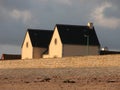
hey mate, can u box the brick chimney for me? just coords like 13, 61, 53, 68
88, 22, 93, 29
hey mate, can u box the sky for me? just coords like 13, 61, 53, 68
0, 0, 120, 55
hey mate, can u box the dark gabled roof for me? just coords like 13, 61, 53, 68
56, 24, 100, 46
28, 29, 53, 48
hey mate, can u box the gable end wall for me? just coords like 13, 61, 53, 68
22, 32, 33, 59
48, 27, 62, 58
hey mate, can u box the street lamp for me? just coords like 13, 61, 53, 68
84, 35, 89, 55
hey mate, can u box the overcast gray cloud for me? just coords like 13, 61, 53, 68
91, 1, 120, 29
0, 0, 120, 55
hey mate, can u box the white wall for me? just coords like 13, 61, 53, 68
21, 32, 33, 59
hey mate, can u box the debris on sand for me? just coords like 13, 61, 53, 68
63, 79, 76, 83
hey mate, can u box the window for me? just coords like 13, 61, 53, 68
54, 38, 57, 45
26, 42, 28, 48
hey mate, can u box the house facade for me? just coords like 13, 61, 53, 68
43, 23, 100, 58
21, 29, 53, 59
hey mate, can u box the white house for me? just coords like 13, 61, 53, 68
43, 23, 100, 58
21, 29, 53, 59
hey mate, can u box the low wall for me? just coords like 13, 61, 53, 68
0, 55, 120, 69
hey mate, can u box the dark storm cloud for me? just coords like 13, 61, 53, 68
29, 0, 100, 29
0, 21, 25, 45
103, 0, 120, 18
0, 0, 31, 11
0, 9, 25, 45
0, 0, 32, 46
109, 0, 120, 5
104, 8, 120, 18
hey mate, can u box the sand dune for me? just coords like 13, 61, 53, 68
0, 55, 120, 90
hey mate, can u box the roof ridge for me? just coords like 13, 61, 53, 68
27, 29, 52, 31
56, 24, 88, 27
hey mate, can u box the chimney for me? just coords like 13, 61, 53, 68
87, 22, 93, 29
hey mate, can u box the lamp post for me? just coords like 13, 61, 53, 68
84, 35, 89, 55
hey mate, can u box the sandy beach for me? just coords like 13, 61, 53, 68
0, 67, 120, 90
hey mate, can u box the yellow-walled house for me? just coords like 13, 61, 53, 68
21, 29, 53, 59
43, 23, 100, 58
